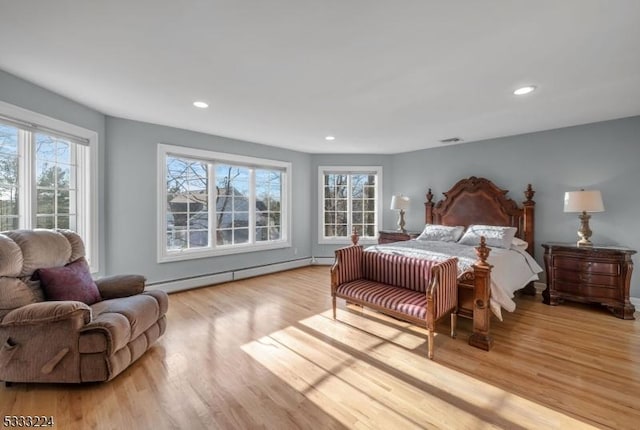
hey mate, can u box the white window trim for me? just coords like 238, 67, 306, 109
317, 165, 382, 245
0, 100, 99, 273
157, 143, 292, 263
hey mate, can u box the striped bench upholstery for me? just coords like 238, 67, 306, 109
336, 280, 429, 320
331, 245, 458, 359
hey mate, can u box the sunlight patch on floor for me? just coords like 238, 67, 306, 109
242, 310, 597, 429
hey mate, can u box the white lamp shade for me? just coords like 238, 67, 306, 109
564, 190, 604, 213
390, 194, 410, 210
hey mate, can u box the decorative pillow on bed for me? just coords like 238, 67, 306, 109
511, 237, 528, 251
457, 225, 517, 249
36, 257, 102, 305
416, 224, 465, 242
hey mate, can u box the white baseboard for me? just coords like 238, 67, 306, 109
312, 257, 334, 265
147, 272, 233, 294
630, 297, 640, 307
233, 258, 312, 280
147, 258, 312, 293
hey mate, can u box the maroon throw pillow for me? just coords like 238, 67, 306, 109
37, 257, 102, 305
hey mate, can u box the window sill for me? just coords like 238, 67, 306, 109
158, 240, 291, 263
318, 238, 377, 246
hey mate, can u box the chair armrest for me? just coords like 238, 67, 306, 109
427, 257, 459, 319
331, 245, 364, 291
95, 275, 146, 299
0, 301, 91, 327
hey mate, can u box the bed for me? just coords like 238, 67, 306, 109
352, 176, 542, 351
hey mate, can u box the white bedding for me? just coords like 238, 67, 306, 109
364, 240, 543, 320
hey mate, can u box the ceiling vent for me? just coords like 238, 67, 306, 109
439, 137, 463, 144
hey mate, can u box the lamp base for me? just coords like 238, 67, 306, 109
577, 211, 593, 247
396, 209, 406, 233
577, 239, 593, 247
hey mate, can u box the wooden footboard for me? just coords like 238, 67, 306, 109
455, 237, 493, 350
469, 238, 493, 350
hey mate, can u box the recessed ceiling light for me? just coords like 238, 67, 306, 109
513, 86, 536, 96
193, 101, 209, 108
325, 136, 336, 141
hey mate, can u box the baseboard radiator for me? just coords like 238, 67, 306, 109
147, 258, 313, 294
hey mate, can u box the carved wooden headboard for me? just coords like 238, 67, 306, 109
425, 177, 536, 256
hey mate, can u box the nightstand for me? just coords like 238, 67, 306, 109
542, 243, 636, 319
378, 230, 419, 244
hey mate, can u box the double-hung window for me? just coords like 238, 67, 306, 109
158, 144, 291, 262
0, 101, 98, 270
318, 166, 382, 244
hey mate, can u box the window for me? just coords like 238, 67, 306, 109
35, 133, 78, 230
158, 144, 290, 262
318, 166, 382, 244
0, 101, 98, 270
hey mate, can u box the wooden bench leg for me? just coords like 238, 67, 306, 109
332, 296, 336, 319
427, 331, 434, 360
451, 312, 457, 338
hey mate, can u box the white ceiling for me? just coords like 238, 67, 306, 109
1, 1, 639, 154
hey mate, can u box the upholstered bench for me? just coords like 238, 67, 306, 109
330, 245, 458, 359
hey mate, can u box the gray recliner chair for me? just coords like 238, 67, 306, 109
0, 229, 168, 384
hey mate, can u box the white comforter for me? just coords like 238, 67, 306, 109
364, 240, 543, 320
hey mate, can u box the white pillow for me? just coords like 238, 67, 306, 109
416, 224, 465, 242
511, 237, 528, 251
457, 225, 517, 249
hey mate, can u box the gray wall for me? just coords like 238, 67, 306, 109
105, 117, 311, 283
391, 116, 640, 297
0, 70, 107, 274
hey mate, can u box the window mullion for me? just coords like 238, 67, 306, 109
248, 168, 255, 244
209, 162, 215, 248
346, 174, 353, 237
53, 140, 58, 229
73, 143, 83, 235
18, 130, 34, 229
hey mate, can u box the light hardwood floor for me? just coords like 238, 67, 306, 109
1, 266, 639, 429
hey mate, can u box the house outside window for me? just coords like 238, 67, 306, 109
0, 101, 98, 271
158, 144, 291, 262
318, 166, 382, 244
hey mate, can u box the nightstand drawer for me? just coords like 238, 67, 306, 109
555, 270, 618, 288
553, 257, 620, 275
554, 280, 620, 299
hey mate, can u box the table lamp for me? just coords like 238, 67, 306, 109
563, 189, 604, 247
390, 194, 410, 233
